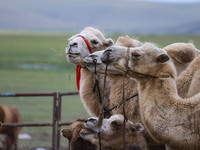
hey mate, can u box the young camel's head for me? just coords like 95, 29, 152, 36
65, 27, 113, 65
127, 43, 176, 80
99, 43, 176, 80
62, 119, 97, 150
80, 114, 144, 150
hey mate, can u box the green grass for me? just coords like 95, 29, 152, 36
0, 32, 200, 148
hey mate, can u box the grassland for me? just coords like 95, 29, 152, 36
0, 31, 200, 148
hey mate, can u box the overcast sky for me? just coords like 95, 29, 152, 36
141, 0, 200, 2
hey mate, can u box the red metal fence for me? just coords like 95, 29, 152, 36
0, 92, 78, 150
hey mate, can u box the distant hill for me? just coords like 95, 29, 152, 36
0, 0, 200, 34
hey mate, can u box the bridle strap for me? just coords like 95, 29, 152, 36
76, 35, 93, 53
128, 70, 170, 79
75, 35, 93, 91
125, 47, 130, 70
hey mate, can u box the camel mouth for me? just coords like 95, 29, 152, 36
84, 57, 102, 65
80, 128, 96, 137
66, 52, 80, 56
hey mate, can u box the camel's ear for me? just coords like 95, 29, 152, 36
156, 54, 169, 63
103, 38, 114, 47
131, 123, 144, 133
62, 128, 72, 140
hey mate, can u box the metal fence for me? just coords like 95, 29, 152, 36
0, 92, 78, 150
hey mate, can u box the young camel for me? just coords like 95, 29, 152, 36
114, 43, 200, 150
80, 114, 147, 150
62, 119, 98, 150
65, 27, 114, 116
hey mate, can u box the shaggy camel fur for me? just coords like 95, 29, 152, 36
122, 43, 200, 150
85, 36, 166, 150
80, 114, 147, 150
62, 119, 98, 150
0, 105, 22, 150
65, 27, 113, 116
84, 36, 200, 150
100, 42, 200, 99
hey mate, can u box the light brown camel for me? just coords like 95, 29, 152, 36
99, 42, 200, 98
65, 27, 113, 116
62, 119, 98, 150
0, 105, 22, 150
84, 36, 168, 150
80, 114, 147, 150
83, 36, 200, 150
114, 43, 200, 150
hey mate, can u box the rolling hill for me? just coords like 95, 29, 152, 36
0, 0, 200, 34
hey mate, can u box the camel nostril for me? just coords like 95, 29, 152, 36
70, 42, 78, 47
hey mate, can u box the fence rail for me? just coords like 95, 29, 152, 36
0, 92, 78, 150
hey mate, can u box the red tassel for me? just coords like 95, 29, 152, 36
76, 65, 81, 91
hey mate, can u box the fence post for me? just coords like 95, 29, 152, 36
56, 92, 62, 150
52, 92, 57, 150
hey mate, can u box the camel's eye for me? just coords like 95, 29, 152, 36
86, 118, 98, 124
131, 53, 141, 59
91, 40, 99, 45
111, 121, 122, 129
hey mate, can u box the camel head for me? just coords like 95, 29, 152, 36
62, 119, 98, 150
65, 27, 114, 65
98, 36, 143, 74
80, 114, 144, 149
127, 43, 176, 79
83, 50, 124, 74
100, 46, 130, 72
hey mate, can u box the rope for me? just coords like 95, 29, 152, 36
107, 93, 138, 112
122, 72, 128, 150
92, 59, 102, 105
92, 58, 104, 150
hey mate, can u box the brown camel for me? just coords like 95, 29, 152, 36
0, 105, 22, 150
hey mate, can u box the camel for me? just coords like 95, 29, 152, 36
65, 27, 114, 116
84, 36, 167, 150
80, 114, 147, 150
98, 42, 199, 77
113, 43, 200, 150
0, 105, 22, 150
62, 119, 98, 150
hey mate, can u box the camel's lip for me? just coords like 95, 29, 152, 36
66, 52, 80, 56
84, 58, 102, 65
80, 128, 96, 137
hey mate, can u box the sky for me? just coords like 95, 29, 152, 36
141, 0, 200, 2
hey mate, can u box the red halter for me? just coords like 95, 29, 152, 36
75, 35, 93, 91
